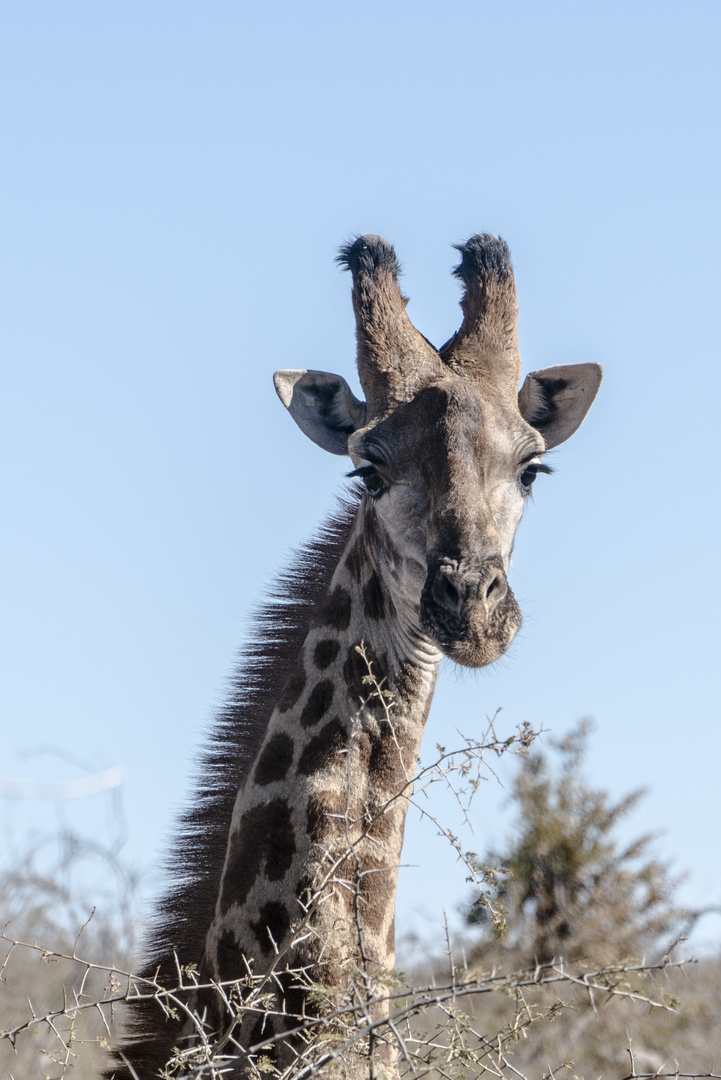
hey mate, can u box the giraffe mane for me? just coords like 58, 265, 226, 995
113, 489, 361, 1071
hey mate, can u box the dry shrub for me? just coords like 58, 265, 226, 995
1, 713, 719, 1079
0, 831, 138, 1080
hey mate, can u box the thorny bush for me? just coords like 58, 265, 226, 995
1, 653, 719, 1079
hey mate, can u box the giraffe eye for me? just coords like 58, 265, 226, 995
361, 469, 384, 496
519, 461, 553, 493
347, 464, 386, 497
519, 466, 538, 491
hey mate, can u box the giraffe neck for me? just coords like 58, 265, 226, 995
203, 499, 441, 1040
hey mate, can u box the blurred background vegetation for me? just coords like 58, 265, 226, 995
454, 721, 721, 1076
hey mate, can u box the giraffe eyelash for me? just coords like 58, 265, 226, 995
346, 465, 377, 479
519, 461, 554, 495
347, 464, 386, 497
525, 463, 554, 476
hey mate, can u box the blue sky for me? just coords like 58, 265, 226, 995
1, 1, 719, 951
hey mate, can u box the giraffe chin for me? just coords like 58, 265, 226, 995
421, 591, 523, 669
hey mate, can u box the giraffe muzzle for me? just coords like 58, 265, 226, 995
420, 556, 522, 667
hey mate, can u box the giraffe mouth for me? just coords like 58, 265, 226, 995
419, 557, 523, 668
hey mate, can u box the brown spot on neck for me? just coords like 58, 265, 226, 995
314, 585, 352, 632
220, 799, 296, 912
297, 717, 348, 775
246, 1015, 277, 1064
313, 637, 340, 670
344, 535, 366, 583
365, 805, 397, 843
357, 854, 395, 936
277, 665, 306, 713
363, 569, 388, 620
254, 732, 295, 785
300, 679, 334, 727
250, 901, 292, 955
216, 928, 241, 981
342, 643, 388, 714
360, 724, 412, 793
362, 504, 379, 549
307, 789, 346, 841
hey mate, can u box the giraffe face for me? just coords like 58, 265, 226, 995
346, 377, 539, 666
276, 362, 598, 669
274, 233, 601, 669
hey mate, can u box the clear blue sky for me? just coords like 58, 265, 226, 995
1, 1, 719, 951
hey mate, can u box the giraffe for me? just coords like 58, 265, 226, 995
110, 233, 601, 1079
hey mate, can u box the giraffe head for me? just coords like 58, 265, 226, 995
275, 235, 601, 668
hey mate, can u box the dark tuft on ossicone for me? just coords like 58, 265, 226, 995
336, 235, 402, 278
453, 234, 512, 282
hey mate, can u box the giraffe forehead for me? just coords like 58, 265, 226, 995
353, 378, 539, 473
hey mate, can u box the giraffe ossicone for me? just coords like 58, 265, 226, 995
110, 233, 601, 1079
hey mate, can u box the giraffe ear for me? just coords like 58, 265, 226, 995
274, 369, 367, 456
518, 363, 603, 449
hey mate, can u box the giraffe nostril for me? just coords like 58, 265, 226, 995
430, 565, 463, 613
485, 576, 500, 600
484, 570, 507, 609
442, 578, 460, 608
